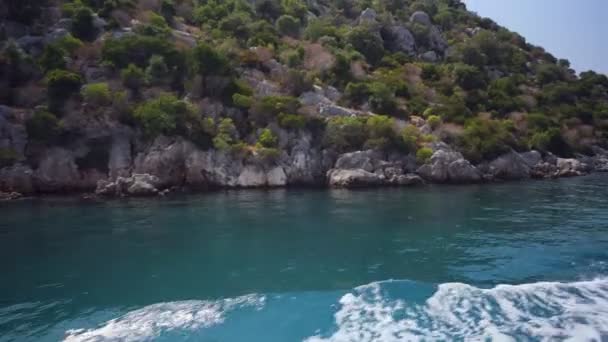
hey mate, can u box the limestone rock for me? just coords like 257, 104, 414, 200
417, 150, 481, 183
386, 26, 416, 54
327, 168, 384, 188
359, 8, 377, 24
487, 152, 531, 180
555, 158, 589, 177
0, 164, 35, 194
410, 11, 432, 26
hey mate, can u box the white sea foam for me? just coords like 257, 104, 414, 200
305, 278, 608, 342
64, 294, 264, 342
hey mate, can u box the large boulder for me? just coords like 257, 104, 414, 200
359, 8, 377, 24
417, 150, 481, 183
428, 26, 448, 53
327, 169, 384, 188
410, 11, 432, 26
486, 152, 531, 180
555, 158, 589, 177
96, 174, 160, 197
334, 150, 383, 172
386, 26, 416, 55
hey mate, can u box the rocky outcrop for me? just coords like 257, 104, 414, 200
327, 150, 423, 188
96, 174, 160, 197
133, 136, 194, 188
0, 106, 27, 161
0, 164, 35, 194
410, 11, 432, 26
359, 8, 377, 24
385, 26, 416, 55
417, 150, 481, 183
555, 158, 589, 177
34, 148, 105, 192
484, 151, 531, 180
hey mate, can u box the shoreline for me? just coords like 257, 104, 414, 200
2, 171, 604, 202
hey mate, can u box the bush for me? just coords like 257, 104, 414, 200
190, 42, 231, 77
276, 15, 300, 37
257, 128, 278, 148
81, 82, 112, 106
304, 19, 339, 41
427, 115, 441, 129
146, 55, 169, 85
232, 93, 253, 109
55, 34, 83, 53
368, 82, 398, 116
46, 70, 82, 111
401, 125, 421, 151
459, 118, 515, 162
133, 94, 195, 137
278, 113, 306, 129
26, 111, 61, 142
213, 118, 238, 150
347, 25, 385, 65
136, 12, 171, 37
121, 64, 146, 92
102, 35, 183, 69
416, 147, 433, 164
71, 6, 97, 41
453, 64, 486, 90
39, 45, 66, 73
345, 82, 371, 105
323, 116, 367, 152
250, 96, 300, 125
365, 115, 396, 150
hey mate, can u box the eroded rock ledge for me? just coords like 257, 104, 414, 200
2, 132, 608, 198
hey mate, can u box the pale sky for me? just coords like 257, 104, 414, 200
463, 0, 608, 75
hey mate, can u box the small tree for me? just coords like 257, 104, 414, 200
26, 110, 61, 142
121, 64, 146, 93
146, 55, 169, 85
39, 45, 67, 73
276, 15, 300, 37
347, 25, 385, 65
257, 128, 278, 148
46, 70, 82, 112
81, 82, 112, 107
71, 6, 97, 42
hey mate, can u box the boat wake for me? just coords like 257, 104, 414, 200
63, 294, 264, 341
306, 278, 608, 341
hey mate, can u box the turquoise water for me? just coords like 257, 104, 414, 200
2, 175, 608, 341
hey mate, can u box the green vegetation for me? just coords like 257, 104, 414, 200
4, 0, 608, 166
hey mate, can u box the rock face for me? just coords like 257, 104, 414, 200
410, 11, 432, 26
555, 158, 589, 177
386, 26, 416, 54
96, 174, 160, 197
485, 151, 531, 180
0, 106, 27, 161
417, 150, 481, 183
359, 8, 377, 24
0, 164, 35, 194
327, 150, 423, 188
328, 168, 383, 187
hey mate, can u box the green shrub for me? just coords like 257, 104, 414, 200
401, 125, 420, 151
304, 19, 339, 41
416, 147, 433, 164
323, 116, 367, 152
459, 118, 515, 162
81, 82, 112, 106
71, 6, 97, 41
46, 70, 82, 111
232, 93, 253, 109
368, 82, 398, 116
102, 35, 183, 69
146, 55, 169, 85
121, 64, 146, 92
137, 12, 171, 37
365, 115, 396, 150
427, 115, 441, 129
257, 128, 278, 148
345, 82, 371, 105
250, 96, 300, 125
39, 45, 66, 72
278, 113, 306, 129
213, 118, 238, 150
26, 111, 61, 142
347, 25, 385, 65
190, 42, 231, 77
133, 94, 195, 137
453, 63, 486, 90
55, 33, 83, 53
276, 15, 300, 37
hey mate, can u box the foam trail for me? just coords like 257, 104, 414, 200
305, 278, 608, 342
64, 294, 264, 342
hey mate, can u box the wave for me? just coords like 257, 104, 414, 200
305, 278, 608, 342
63, 294, 265, 342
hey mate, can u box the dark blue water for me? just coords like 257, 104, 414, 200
1, 175, 608, 341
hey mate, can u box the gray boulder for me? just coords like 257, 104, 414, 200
420, 51, 438, 62
327, 168, 384, 188
334, 150, 383, 172
428, 26, 448, 53
16, 35, 45, 57
410, 11, 432, 26
555, 158, 589, 177
417, 150, 481, 183
487, 152, 531, 180
359, 8, 378, 24
133, 137, 195, 188
520, 150, 542, 167
386, 26, 416, 54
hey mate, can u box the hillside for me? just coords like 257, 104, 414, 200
1, 0, 608, 196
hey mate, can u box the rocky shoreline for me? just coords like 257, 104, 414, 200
2, 129, 607, 200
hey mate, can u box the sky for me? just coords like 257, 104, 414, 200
462, 0, 608, 75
